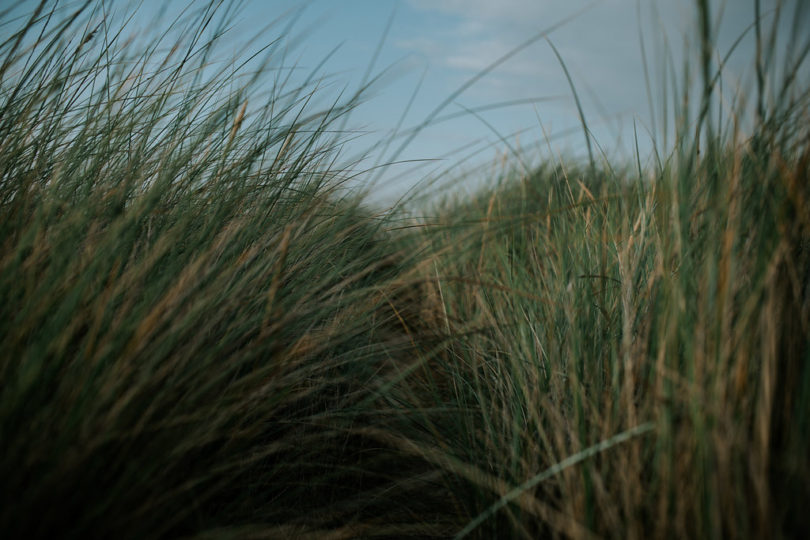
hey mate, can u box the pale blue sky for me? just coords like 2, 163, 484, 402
222, 0, 777, 200
4, 0, 804, 202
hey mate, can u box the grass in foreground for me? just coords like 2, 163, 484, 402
1, 1, 809, 538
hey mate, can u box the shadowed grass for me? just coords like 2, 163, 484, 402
0, 2, 456, 537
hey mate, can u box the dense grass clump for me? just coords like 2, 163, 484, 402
0, 2, 453, 537
1, 0, 809, 538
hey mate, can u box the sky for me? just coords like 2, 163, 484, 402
4, 0, 806, 203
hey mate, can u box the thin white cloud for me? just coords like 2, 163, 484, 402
399, 0, 750, 114
399, 0, 647, 84
407, 0, 560, 28
396, 0, 803, 164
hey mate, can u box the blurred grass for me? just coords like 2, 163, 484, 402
1, 1, 809, 539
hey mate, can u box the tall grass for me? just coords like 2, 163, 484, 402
1, 0, 809, 538
409, 2, 810, 536
0, 2, 453, 537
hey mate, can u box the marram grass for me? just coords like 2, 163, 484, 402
1, 1, 809, 539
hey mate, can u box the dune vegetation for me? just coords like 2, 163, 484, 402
1, 0, 808, 538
